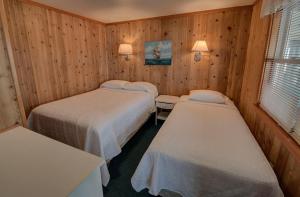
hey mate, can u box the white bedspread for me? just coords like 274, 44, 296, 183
28, 88, 155, 186
131, 98, 283, 197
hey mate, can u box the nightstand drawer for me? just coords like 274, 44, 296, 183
156, 102, 175, 109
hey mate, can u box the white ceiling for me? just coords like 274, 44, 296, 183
33, 0, 256, 23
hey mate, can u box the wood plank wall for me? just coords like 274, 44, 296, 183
2, 0, 300, 196
105, 6, 252, 104
4, 0, 108, 116
0, 7, 22, 130
239, 0, 300, 196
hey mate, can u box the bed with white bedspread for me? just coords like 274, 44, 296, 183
28, 81, 157, 186
131, 93, 283, 197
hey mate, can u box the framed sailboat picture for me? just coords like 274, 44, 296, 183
144, 40, 172, 65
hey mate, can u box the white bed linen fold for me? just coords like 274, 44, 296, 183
131, 98, 283, 197
28, 88, 155, 186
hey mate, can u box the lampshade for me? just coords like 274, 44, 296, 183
118, 44, 133, 55
192, 40, 208, 52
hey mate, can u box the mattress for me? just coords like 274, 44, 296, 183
131, 97, 283, 197
28, 88, 155, 186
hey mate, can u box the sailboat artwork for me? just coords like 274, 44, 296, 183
153, 46, 161, 59
144, 40, 172, 65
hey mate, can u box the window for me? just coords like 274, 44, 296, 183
260, 1, 300, 142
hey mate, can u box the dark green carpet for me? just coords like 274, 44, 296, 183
103, 115, 163, 197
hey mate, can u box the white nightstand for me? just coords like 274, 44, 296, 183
155, 95, 180, 125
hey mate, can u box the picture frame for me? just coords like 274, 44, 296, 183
144, 40, 172, 65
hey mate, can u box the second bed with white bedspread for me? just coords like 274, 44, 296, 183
29, 86, 156, 186
132, 96, 283, 197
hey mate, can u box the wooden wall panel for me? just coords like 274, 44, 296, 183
4, 0, 108, 116
105, 6, 252, 105
239, 0, 300, 196
2, 0, 300, 196
0, 7, 22, 130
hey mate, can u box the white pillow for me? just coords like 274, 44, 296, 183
189, 90, 226, 104
100, 80, 128, 89
124, 82, 158, 98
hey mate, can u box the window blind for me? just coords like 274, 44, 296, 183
260, 1, 300, 138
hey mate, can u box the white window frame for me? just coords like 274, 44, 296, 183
259, 3, 300, 143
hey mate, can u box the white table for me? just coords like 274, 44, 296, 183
0, 126, 105, 197
155, 95, 180, 125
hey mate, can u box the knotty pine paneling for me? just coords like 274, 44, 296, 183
239, 0, 300, 196
0, 9, 22, 130
106, 6, 252, 105
4, 0, 108, 116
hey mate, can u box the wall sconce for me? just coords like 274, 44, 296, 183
192, 40, 208, 62
118, 43, 133, 61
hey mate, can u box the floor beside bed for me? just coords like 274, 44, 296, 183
103, 115, 162, 197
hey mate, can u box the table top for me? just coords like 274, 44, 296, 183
0, 126, 105, 197
155, 95, 180, 104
